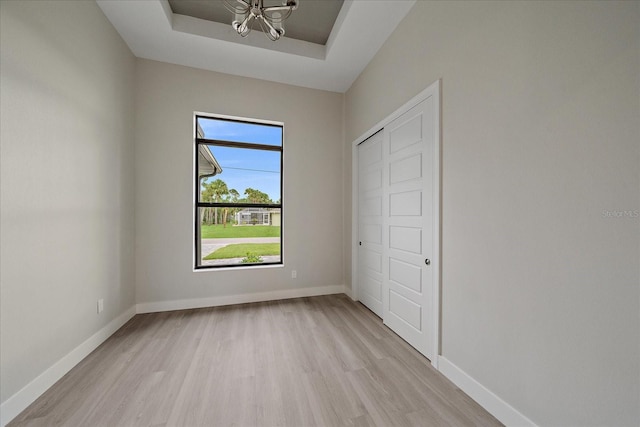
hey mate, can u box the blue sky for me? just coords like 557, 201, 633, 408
199, 118, 282, 202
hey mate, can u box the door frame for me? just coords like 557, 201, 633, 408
351, 80, 441, 368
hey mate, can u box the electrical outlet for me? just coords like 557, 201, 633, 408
291, 270, 297, 279
97, 299, 104, 314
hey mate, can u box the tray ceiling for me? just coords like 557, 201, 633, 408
168, 0, 344, 45
97, 0, 416, 92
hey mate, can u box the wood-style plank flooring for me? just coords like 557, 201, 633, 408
9, 294, 502, 427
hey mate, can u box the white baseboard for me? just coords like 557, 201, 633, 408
343, 284, 353, 300
136, 284, 348, 314
438, 356, 537, 427
0, 306, 137, 427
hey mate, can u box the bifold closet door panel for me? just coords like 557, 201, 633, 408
357, 131, 384, 317
382, 97, 436, 361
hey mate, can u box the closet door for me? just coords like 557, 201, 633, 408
383, 98, 435, 360
357, 131, 384, 317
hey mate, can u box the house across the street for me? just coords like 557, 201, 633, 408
235, 208, 281, 226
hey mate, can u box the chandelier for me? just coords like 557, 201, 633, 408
223, 0, 299, 41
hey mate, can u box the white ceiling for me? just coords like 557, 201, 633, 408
96, 0, 416, 93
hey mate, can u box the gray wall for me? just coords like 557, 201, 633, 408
345, 1, 639, 425
0, 0, 136, 403
134, 59, 344, 305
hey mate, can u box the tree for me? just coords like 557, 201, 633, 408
223, 188, 240, 227
201, 179, 228, 224
200, 181, 273, 226
200, 180, 214, 225
244, 188, 272, 204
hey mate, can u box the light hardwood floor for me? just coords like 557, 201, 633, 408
9, 294, 502, 427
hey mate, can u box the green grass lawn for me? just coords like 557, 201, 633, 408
200, 225, 280, 239
203, 243, 281, 260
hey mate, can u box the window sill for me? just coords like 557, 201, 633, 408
193, 263, 284, 273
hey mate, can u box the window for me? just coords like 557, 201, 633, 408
195, 115, 283, 269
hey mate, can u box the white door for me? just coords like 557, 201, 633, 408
382, 97, 436, 360
357, 131, 384, 317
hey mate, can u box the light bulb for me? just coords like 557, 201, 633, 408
232, 11, 245, 32
271, 11, 284, 37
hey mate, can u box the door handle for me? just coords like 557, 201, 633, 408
425, 259, 431, 265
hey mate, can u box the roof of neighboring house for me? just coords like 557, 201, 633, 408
197, 122, 222, 179
237, 208, 280, 213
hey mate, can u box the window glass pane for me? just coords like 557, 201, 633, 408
199, 145, 281, 204
197, 207, 281, 267
197, 117, 282, 147
196, 115, 283, 269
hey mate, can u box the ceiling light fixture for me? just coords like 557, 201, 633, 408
223, 0, 299, 41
